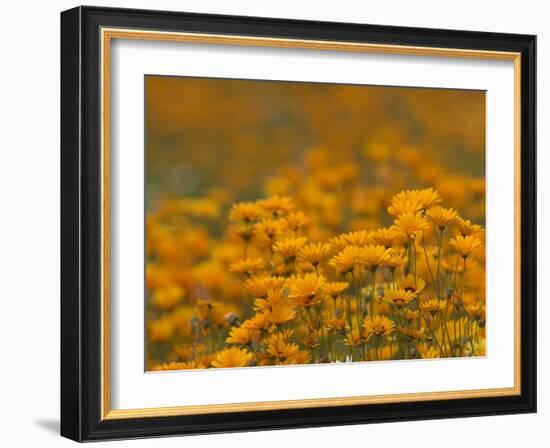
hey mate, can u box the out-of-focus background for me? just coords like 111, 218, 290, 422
146, 76, 485, 216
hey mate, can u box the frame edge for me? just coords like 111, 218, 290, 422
519, 33, 537, 414
60, 5, 84, 442
62, 5, 537, 441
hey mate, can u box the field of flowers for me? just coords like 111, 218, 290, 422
145, 77, 486, 370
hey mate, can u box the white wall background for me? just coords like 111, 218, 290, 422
0, 0, 546, 446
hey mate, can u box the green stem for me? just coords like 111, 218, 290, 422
435, 228, 444, 297
420, 311, 446, 356
352, 271, 362, 329
421, 234, 438, 295
370, 268, 377, 317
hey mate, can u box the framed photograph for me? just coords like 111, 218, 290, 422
60, 6, 536, 441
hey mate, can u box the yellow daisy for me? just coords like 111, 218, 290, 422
229, 201, 262, 223
449, 235, 483, 258
228, 258, 265, 276
264, 332, 300, 362
266, 300, 297, 326
344, 328, 365, 346
382, 288, 416, 306
298, 242, 332, 267
417, 343, 440, 359
244, 275, 285, 299
342, 230, 372, 247
225, 326, 261, 345
152, 361, 187, 371
392, 211, 429, 239
399, 326, 425, 340
388, 188, 441, 216
283, 350, 313, 365
286, 211, 311, 232
358, 244, 392, 270
259, 195, 295, 218
398, 274, 426, 294
287, 273, 326, 307
329, 234, 351, 252
370, 227, 403, 248
385, 249, 408, 270
273, 237, 308, 261
454, 216, 483, 237
325, 314, 347, 331
426, 206, 458, 230
363, 315, 396, 337
254, 287, 285, 311
420, 298, 446, 316
324, 281, 349, 299
211, 347, 255, 368
253, 218, 287, 243
241, 312, 269, 331
328, 246, 362, 275
402, 309, 420, 321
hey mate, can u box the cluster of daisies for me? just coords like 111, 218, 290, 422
150, 188, 485, 370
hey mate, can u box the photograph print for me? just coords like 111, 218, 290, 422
144, 76, 486, 371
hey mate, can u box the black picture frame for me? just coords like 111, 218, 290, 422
61, 5, 536, 442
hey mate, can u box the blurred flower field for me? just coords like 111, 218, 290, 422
145, 76, 486, 370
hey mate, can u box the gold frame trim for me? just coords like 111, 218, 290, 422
100, 28, 522, 420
